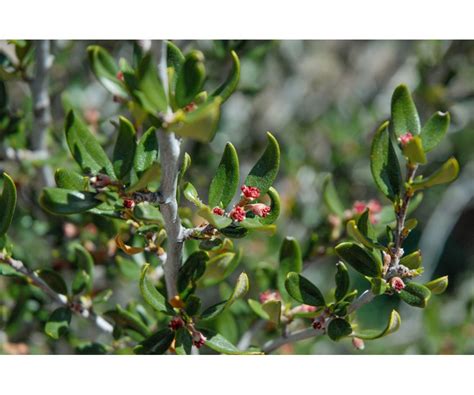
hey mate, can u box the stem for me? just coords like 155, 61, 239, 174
0, 252, 113, 334
157, 40, 183, 299
262, 289, 374, 354
28, 40, 54, 187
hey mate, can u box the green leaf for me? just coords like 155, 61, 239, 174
45, 307, 71, 340
370, 278, 388, 295
105, 305, 150, 338
113, 117, 136, 180
411, 157, 460, 191
126, 162, 161, 194
175, 50, 206, 108
244, 132, 280, 196
353, 310, 401, 340
65, 111, 116, 177
177, 251, 208, 293
211, 50, 240, 103
400, 250, 422, 269
357, 209, 377, 242
54, 168, 87, 190
197, 205, 232, 229
175, 328, 192, 355
262, 300, 281, 325
391, 84, 421, 136
134, 54, 168, 114
421, 111, 450, 152
399, 282, 431, 308
166, 41, 185, 95
208, 142, 239, 209
322, 174, 345, 216
278, 237, 303, 299
116, 256, 141, 280
133, 202, 164, 224
335, 262, 350, 302
72, 244, 94, 293
72, 270, 91, 295
134, 127, 158, 175
259, 187, 281, 225
39, 188, 101, 215
139, 264, 174, 314
184, 295, 202, 317
199, 250, 241, 287
170, 98, 222, 143
285, 272, 326, 307
87, 45, 127, 97
424, 275, 448, 295
248, 299, 270, 320
134, 328, 175, 355
346, 220, 380, 249
0, 173, 16, 237
200, 329, 262, 355
335, 242, 382, 278
402, 135, 427, 164
183, 182, 202, 206
327, 318, 352, 341
370, 121, 402, 201
37, 269, 68, 295
219, 224, 248, 239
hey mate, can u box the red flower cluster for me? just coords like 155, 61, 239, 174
390, 277, 405, 293
168, 316, 185, 331
241, 185, 260, 200
351, 199, 382, 224
123, 198, 135, 209
230, 205, 246, 222
212, 207, 225, 216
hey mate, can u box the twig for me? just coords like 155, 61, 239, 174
262, 289, 374, 354
0, 252, 113, 334
156, 40, 183, 299
28, 40, 54, 187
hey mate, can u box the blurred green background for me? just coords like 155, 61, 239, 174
1, 40, 473, 354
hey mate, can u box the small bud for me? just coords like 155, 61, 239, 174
212, 207, 225, 216
293, 304, 317, 314
116, 71, 124, 81
192, 331, 207, 349
312, 316, 325, 331
390, 277, 405, 293
90, 174, 112, 188
168, 316, 185, 331
183, 102, 197, 113
398, 132, 414, 147
352, 337, 365, 350
259, 290, 281, 304
246, 203, 271, 218
230, 205, 246, 222
123, 198, 135, 209
352, 201, 367, 214
240, 185, 260, 200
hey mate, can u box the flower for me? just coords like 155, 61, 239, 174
351, 199, 382, 224
123, 198, 135, 209
352, 337, 365, 350
398, 132, 414, 147
390, 277, 405, 293
312, 315, 326, 331
212, 207, 225, 216
259, 290, 281, 304
352, 200, 367, 214
116, 71, 124, 81
192, 330, 207, 349
168, 316, 185, 331
241, 185, 260, 200
246, 203, 271, 218
230, 205, 246, 222
292, 304, 317, 314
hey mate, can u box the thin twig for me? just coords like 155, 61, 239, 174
0, 252, 113, 334
262, 289, 374, 354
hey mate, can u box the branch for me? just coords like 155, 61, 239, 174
157, 40, 184, 299
0, 252, 113, 334
262, 289, 374, 354
28, 40, 54, 187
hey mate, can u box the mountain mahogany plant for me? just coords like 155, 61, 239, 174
0, 41, 459, 354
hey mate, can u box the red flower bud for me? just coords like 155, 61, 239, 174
212, 207, 225, 216
312, 316, 325, 331
230, 205, 246, 222
116, 71, 124, 81
246, 203, 271, 218
123, 198, 135, 209
168, 316, 185, 331
390, 277, 405, 293
192, 331, 207, 348
240, 185, 260, 200
352, 337, 365, 350
398, 132, 414, 147
259, 290, 281, 304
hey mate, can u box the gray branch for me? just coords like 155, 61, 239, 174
0, 252, 113, 334
28, 40, 54, 187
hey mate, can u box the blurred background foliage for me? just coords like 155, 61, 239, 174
0, 40, 473, 354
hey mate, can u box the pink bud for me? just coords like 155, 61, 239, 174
399, 132, 414, 147
230, 205, 246, 222
352, 201, 367, 214
212, 207, 225, 216
116, 71, 124, 81
352, 337, 365, 350
390, 277, 405, 293
246, 203, 271, 218
259, 290, 281, 304
168, 316, 185, 331
240, 185, 260, 200
192, 331, 207, 349
293, 304, 317, 313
